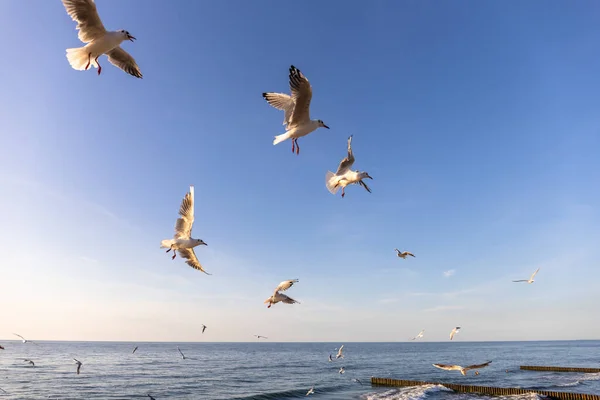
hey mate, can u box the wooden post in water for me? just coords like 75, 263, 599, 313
520, 365, 600, 373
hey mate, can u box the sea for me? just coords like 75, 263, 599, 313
0, 341, 599, 399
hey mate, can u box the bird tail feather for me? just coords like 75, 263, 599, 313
325, 171, 340, 194
66, 47, 96, 71
273, 132, 290, 145
160, 239, 174, 248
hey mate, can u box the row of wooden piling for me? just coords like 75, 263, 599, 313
520, 365, 600, 373
370, 377, 600, 400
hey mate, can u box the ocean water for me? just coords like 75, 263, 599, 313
0, 341, 599, 399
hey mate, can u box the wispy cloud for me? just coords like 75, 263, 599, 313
443, 269, 456, 278
423, 305, 465, 312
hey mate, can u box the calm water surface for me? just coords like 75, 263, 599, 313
0, 341, 599, 399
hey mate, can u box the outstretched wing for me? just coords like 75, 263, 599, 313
288, 65, 313, 126
512, 280, 527, 282
335, 136, 355, 175
61, 0, 106, 43
13, 333, 25, 341
177, 248, 210, 275
530, 268, 540, 280
262, 92, 294, 128
174, 186, 194, 239
278, 293, 300, 304
464, 361, 492, 371
433, 363, 462, 371
107, 47, 143, 79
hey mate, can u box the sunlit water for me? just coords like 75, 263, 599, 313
1, 341, 599, 399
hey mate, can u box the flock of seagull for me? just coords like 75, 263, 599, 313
0, 0, 547, 397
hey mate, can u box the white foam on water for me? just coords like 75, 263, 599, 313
362, 384, 452, 400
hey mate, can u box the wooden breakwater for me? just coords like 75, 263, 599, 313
521, 366, 600, 373
370, 377, 600, 400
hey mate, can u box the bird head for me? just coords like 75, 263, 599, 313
196, 239, 207, 246
317, 120, 330, 129
119, 30, 136, 42
362, 172, 373, 180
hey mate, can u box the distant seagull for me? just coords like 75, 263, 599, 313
336, 345, 345, 359
254, 335, 268, 340
61, 0, 142, 78
395, 249, 415, 259
202, 324, 207, 334
23, 359, 35, 367
263, 65, 329, 155
352, 378, 364, 386
325, 136, 373, 198
0, 387, 7, 394
0, 345, 4, 350
513, 268, 540, 284
73, 358, 83, 375
411, 329, 425, 341
339, 367, 345, 374
306, 386, 315, 396
328, 354, 333, 362
147, 395, 156, 400
450, 327, 461, 340
132, 346, 138, 354
160, 186, 210, 275
274, 279, 299, 293
265, 280, 301, 308
433, 361, 492, 376
13, 333, 37, 345
177, 346, 186, 360
474, 371, 480, 376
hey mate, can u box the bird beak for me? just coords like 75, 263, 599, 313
128, 35, 136, 42
323, 124, 330, 129
367, 174, 373, 180
202, 242, 208, 246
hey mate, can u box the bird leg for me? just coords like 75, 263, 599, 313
84, 53, 92, 70
291, 139, 295, 153
295, 139, 300, 155
171, 251, 177, 260
95, 56, 102, 75
341, 187, 346, 198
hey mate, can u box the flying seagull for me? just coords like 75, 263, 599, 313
0, 345, 4, 350
263, 65, 329, 155
13, 333, 37, 345
61, 0, 142, 78
160, 185, 210, 275
325, 136, 373, 198
177, 346, 186, 360
306, 386, 315, 396
254, 335, 268, 340
450, 327, 461, 340
352, 378, 364, 386
73, 358, 83, 375
132, 346, 138, 354
513, 268, 540, 284
433, 361, 492, 376
147, 395, 156, 400
339, 367, 345, 374
336, 345, 344, 359
202, 324, 207, 334
23, 359, 35, 367
395, 249, 415, 259
411, 329, 425, 341
328, 354, 333, 362
0, 387, 7, 394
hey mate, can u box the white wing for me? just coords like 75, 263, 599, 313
530, 268, 540, 280
433, 363, 463, 371
273, 292, 300, 305
178, 248, 210, 275
274, 279, 298, 293
174, 186, 194, 239
107, 47, 143, 78
262, 93, 294, 128
61, 0, 106, 43
287, 65, 313, 127
335, 136, 355, 175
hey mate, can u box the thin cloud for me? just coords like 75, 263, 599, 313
443, 269, 456, 278
423, 305, 465, 312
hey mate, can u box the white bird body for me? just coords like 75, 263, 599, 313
273, 121, 323, 145
325, 136, 372, 198
62, 0, 142, 77
339, 367, 345, 374
160, 238, 201, 251
450, 327, 461, 340
306, 386, 315, 396
513, 268, 540, 284
265, 291, 300, 308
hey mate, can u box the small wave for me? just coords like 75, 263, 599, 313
230, 384, 340, 400
362, 384, 452, 400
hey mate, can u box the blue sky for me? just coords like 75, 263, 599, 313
0, 0, 599, 342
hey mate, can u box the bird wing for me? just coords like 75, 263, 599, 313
132, 346, 138, 354
433, 363, 462, 371
359, 180, 372, 193
275, 279, 298, 293
335, 136, 355, 175
106, 47, 143, 78
336, 345, 344, 357
277, 292, 300, 304
512, 280, 528, 282
174, 186, 194, 239
262, 93, 294, 128
464, 361, 492, 371
407, 252, 415, 257
177, 347, 185, 357
77, 363, 81, 374
13, 333, 25, 341
61, 0, 106, 43
530, 268, 540, 280
177, 248, 211, 275
450, 329, 456, 340
288, 65, 313, 126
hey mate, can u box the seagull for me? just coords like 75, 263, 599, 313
23, 359, 35, 367
450, 327, 461, 340
411, 329, 425, 341
335, 345, 344, 359
263, 65, 329, 155
339, 367, 345, 374
395, 249, 415, 259
513, 268, 540, 284
254, 335, 268, 340
0, 345, 4, 350
177, 347, 186, 360
328, 354, 333, 362
147, 395, 156, 400
73, 358, 83, 375
13, 333, 37, 345
202, 324, 207, 334
264, 291, 300, 308
0, 387, 6, 394
132, 346, 138, 354
325, 136, 373, 198
61, 0, 142, 78
352, 378, 364, 386
160, 186, 210, 275
306, 386, 315, 396
433, 361, 492, 376
274, 279, 299, 293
